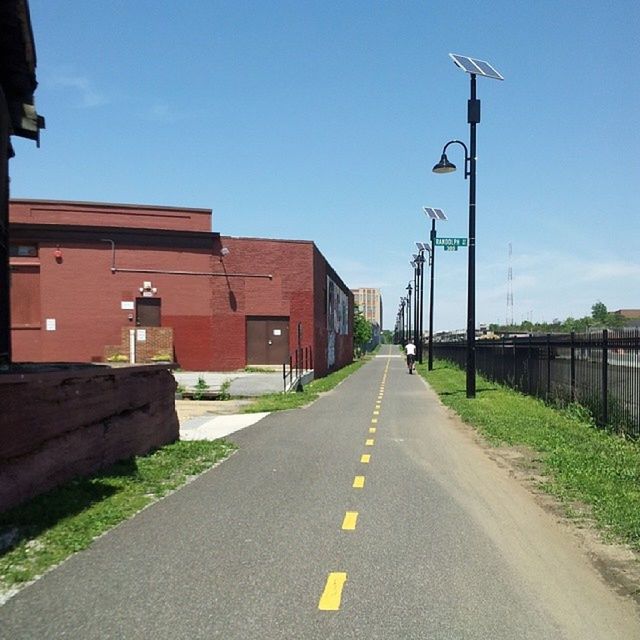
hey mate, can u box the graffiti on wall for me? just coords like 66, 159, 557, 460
327, 276, 349, 367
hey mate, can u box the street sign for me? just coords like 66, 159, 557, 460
435, 237, 468, 247
444, 246, 458, 251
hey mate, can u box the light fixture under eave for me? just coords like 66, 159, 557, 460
432, 153, 456, 174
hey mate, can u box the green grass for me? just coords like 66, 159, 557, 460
242, 358, 369, 413
419, 360, 640, 549
0, 439, 236, 590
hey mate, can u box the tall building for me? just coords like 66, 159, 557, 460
351, 287, 383, 329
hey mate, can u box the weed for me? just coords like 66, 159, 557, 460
192, 375, 209, 400
218, 379, 231, 400
106, 354, 129, 363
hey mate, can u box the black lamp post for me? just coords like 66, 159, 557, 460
422, 207, 447, 371
433, 54, 502, 398
406, 282, 412, 345
410, 258, 419, 350
413, 249, 426, 363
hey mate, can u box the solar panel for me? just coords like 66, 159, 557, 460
423, 207, 448, 221
449, 54, 503, 81
416, 242, 430, 252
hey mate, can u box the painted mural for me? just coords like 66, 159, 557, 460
327, 276, 349, 367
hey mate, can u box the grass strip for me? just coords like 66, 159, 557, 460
419, 360, 640, 549
242, 357, 370, 413
0, 439, 236, 590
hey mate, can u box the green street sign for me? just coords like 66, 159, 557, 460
444, 245, 458, 251
435, 237, 468, 247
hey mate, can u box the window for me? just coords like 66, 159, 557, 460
10, 244, 38, 258
10, 265, 41, 327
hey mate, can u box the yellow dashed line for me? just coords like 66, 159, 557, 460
360, 454, 371, 463
369, 427, 376, 433
342, 511, 358, 530
318, 572, 347, 610
365, 438, 375, 446
371, 418, 378, 424
353, 475, 365, 488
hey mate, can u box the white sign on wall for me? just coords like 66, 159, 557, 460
46, 318, 56, 331
136, 329, 147, 342
121, 301, 134, 310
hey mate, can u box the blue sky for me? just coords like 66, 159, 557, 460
11, 0, 640, 330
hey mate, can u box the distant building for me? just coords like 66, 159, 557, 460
351, 287, 383, 329
613, 309, 640, 327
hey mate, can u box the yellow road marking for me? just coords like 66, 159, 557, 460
353, 475, 365, 488
360, 454, 371, 463
373, 411, 379, 416
318, 572, 347, 610
365, 438, 375, 446
369, 427, 376, 433
342, 511, 358, 530
371, 418, 378, 424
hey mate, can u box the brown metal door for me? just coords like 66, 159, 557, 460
246, 316, 289, 364
136, 298, 161, 326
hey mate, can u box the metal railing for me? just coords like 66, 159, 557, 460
282, 345, 313, 392
433, 329, 640, 437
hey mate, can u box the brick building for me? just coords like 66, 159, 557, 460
9, 199, 353, 375
351, 287, 383, 327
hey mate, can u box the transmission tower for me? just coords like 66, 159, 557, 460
506, 242, 514, 326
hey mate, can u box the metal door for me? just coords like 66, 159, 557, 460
246, 316, 289, 364
135, 297, 161, 326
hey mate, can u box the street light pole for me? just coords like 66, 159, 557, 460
415, 251, 426, 364
413, 263, 419, 349
406, 283, 412, 345
433, 53, 502, 398
429, 219, 436, 370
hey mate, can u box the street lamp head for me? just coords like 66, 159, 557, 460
406, 282, 412, 294
432, 153, 456, 174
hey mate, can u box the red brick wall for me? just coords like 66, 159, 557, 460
0, 364, 178, 512
104, 327, 174, 363
8, 202, 351, 375
10, 199, 212, 232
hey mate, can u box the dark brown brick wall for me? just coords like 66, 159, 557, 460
0, 364, 179, 512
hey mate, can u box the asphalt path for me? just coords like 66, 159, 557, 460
1, 345, 639, 639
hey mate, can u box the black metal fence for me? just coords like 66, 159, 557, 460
433, 329, 640, 438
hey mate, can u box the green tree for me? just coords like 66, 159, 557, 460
381, 329, 394, 344
353, 309, 373, 356
591, 301, 608, 325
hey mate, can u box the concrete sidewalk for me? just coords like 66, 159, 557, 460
175, 399, 270, 441
173, 370, 286, 397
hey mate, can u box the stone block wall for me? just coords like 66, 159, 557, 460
0, 364, 179, 512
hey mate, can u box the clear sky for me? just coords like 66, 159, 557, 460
11, 0, 640, 331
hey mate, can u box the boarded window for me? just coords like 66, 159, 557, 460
10, 266, 41, 327
10, 244, 38, 258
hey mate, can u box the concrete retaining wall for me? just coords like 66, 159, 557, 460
0, 363, 179, 512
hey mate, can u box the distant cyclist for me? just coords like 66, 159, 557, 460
405, 340, 416, 374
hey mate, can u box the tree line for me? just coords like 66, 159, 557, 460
489, 301, 628, 334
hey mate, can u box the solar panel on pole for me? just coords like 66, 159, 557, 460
449, 54, 504, 81
423, 207, 448, 221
